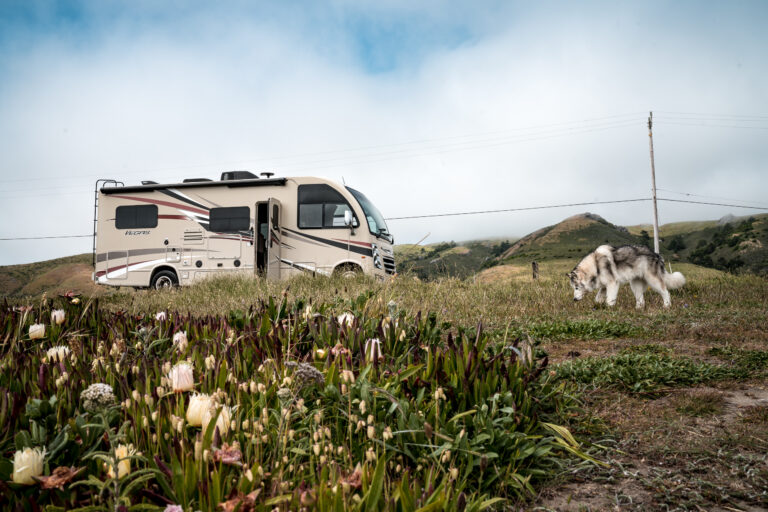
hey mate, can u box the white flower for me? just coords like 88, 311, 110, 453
382, 426, 393, 441
106, 444, 135, 479
168, 362, 195, 392
155, 311, 167, 321
202, 405, 232, 435
50, 309, 66, 325
337, 312, 355, 328
204, 354, 216, 371
364, 338, 383, 362
29, 324, 45, 340
186, 393, 214, 427
80, 383, 116, 413
172, 331, 188, 352
434, 387, 447, 401
46, 345, 70, 363
12, 447, 45, 485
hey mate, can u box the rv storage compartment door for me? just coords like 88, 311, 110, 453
267, 198, 281, 280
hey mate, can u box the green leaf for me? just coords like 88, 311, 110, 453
365, 456, 387, 512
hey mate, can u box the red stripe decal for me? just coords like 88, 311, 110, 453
158, 215, 189, 220
332, 238, 373, 248
96, 259, 151, 277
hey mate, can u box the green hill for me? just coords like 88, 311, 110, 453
498, 213, 641, 262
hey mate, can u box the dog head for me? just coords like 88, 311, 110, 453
566, 269, 587, 301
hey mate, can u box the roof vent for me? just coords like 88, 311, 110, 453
183, 178, 212, 183
221, 171, 258, 181
260, 172, 275, 178
141, 180, 158, 185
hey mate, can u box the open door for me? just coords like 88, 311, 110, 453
266, 198, 281, 280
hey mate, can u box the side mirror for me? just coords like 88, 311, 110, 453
344, 210, 356, 234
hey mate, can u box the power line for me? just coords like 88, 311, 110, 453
657, 198, 768, 211
2, 196, 766, 241
384, 199, 652, 220
657, 188, 768, 208
0, 234, 91, 241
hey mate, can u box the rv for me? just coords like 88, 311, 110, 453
92, 172, 395, 288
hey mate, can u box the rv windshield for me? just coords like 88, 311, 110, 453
346, 187, 392, 243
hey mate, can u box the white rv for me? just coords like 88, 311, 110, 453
92, 172, 395, 288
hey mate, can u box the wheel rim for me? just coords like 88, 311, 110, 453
155, 276, 173, 289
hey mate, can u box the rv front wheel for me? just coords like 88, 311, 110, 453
151, 270, 178, 290
334, 263, 362, 279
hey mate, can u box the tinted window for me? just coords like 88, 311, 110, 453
115, 205, 158, 229
297, 184, 357, 229
210, 206, 250, 232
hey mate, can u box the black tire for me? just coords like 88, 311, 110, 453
334, 263, 362, 279
151, 270, 178, 290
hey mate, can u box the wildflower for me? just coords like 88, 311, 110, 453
80, 383, 116, 413
204, 354, 216, 370
186, 393, 213, 427
257, 382, 266, 393
172, 331, 188, 352
367, 425, 375, 439
249, 381, 258, 394
164, 506, 184, 512
359, 400, 367, 415
71, 298, 80, 305
202, 405, 232, 435
434, 387, 447, 401
315, 348, 327, 360
46, 345, 70, 363
106, 444, 135, 479
382, 426, 393, 441
449, 467, 459, 481
387, 300, 397, 317
341, 370, 355, 384
365, 447, 376, 462
168, 362, 195, 392
50, 309, 66, 325
29, 324, 45, 340
364, 338, 383, 362
441, 449, 451, 464
337, 312, 355, 328
12, 447, 45, 485
302, 305, 312, 321
131, 389, 141, 402
155, 311, 167, 322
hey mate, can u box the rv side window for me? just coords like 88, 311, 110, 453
297, 184, 358, 229
209, 206, 250, 232
115, 205, 158, 229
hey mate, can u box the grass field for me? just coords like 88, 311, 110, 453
2, 261, 767, 510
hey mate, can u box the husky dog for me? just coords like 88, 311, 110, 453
567, 245, 685, 308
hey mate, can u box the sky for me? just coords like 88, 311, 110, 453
1, 0, 767, 265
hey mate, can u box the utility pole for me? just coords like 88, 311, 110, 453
648, 111, 660, 254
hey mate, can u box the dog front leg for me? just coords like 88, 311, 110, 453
605, 282, 620, 306
594, 287, 605, 304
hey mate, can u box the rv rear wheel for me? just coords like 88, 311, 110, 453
151, 270, 178, 290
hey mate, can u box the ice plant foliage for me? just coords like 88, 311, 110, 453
0, 292, 588, 510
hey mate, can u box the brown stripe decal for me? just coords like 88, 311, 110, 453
111, 195, 209, 216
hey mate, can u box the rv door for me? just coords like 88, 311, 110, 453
267, 198, 281, 280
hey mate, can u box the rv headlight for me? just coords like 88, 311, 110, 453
372, 244, 382, 269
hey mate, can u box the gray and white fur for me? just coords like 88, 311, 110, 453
567, 245, 686, 308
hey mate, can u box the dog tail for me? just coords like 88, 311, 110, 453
663, 271, 686, 290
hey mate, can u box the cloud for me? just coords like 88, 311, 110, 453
0, 1, 766, 264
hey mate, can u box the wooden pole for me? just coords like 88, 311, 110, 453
532, 261, 539, 280
648, 112, 660, 254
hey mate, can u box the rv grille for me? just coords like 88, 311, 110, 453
383, 256, 396, 275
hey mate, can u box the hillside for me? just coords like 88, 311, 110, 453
498, 213, 641, 262
394, 239, 515, 280
0, 253, 102, 297
661, 214, 768, 275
